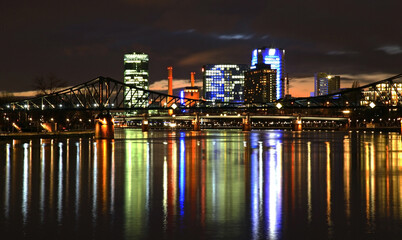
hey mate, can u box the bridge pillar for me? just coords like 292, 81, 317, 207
292, 116, 302, 131
94, 113, 114, 139
142, 115, 149, 132
242, 114, 252, 131
193, 113, 201, 131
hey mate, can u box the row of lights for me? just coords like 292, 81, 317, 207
6, 103, 116, 109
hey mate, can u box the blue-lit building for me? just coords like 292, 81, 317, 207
251, 48, 285, 99
203, 64, 249, 104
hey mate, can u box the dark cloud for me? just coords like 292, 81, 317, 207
0, 0, 401, 96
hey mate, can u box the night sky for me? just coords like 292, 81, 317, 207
1, 0, 401, 96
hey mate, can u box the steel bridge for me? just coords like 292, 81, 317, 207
1, 74, 402, 113
0, 76, 205, 112
277, 73, 402, 109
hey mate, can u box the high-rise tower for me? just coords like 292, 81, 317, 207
251, 47, 285, 99
124, 52, 149, 113
244, 62, 277, 104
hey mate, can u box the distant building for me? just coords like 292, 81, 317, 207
244, 62, 277, 104
202, 64, 248, 103
362, 82, 402, 106
328, 76, 340, 94
124, 52, 149, 113
181, 72, 200, 107
251, 47, 285, 99
314, 73, 340, 96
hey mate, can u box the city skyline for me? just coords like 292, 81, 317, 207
1, 0, 401, 97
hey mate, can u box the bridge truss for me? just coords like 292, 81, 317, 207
2, 74, 402, 114
0, 76, 205, 112
276, 73, 402, 109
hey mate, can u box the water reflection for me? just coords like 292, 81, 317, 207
2, 130, 402, 239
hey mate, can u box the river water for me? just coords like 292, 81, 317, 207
1, 129, 402, 239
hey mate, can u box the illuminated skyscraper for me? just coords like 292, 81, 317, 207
202, 64, 248, 103
244, 63, 277, 104
314, 73, 340, 96
251, 47, 285, 99
124, 52, 149, 112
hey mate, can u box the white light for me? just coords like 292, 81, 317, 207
342, 110, 351, 114
171, 103, 177, 109
369, 102, 376, 108
276, 103, 282, 109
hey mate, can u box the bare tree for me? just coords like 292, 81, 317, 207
33, 74, 66, 96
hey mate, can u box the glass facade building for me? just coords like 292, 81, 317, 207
124, 52, 149, 112
202, 64, 249, 103
251, 48, 285, 99
314, 73, 340, 96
